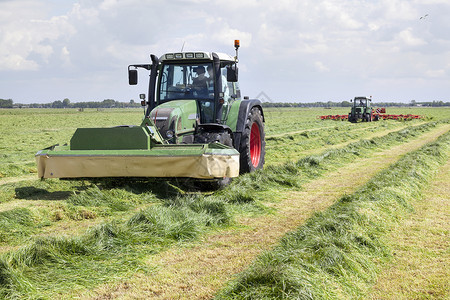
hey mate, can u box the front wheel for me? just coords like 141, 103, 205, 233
239, 107, 265, 173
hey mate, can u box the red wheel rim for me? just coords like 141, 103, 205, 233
250, 122, 261, 167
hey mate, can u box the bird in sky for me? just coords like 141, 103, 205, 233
420, 14, 429, 20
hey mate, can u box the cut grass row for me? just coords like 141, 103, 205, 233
265, 120, 413, 165
0, 121, 448, 298
369, 159, 449, 299
215, 127, 449, 299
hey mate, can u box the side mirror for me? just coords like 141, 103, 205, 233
139, 94, 146, 106
128, 69, 138, 85
227, 65, 238, 82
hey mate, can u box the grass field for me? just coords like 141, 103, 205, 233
0, 107, 449, 299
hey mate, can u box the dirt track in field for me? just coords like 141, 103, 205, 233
82, 124, 450, 299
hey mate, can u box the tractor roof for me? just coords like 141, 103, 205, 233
159, 52, 235, 63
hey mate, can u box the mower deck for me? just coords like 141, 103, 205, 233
36, 143, 239, 179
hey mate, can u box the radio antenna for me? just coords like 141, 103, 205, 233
181, 41, 186, 52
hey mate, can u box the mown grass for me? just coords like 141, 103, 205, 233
215, 130, 449, 299
369, 158, 449, 299
0, 107, 448, 297
230, 120, 447, 194
0, 120, 447, 298
0, 195, 233, 298
263, 107, 447, 165
0, 208, 36, 244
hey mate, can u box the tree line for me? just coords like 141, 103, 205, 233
8, 99, 142, 109
1, 98, 449, 109
0, 99, 13, 108
261, 100, 450, 108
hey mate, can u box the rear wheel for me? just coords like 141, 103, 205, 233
239, 107, 265, 173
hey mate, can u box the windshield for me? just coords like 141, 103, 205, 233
355, 98, 367, 107
158, 63, 214, 102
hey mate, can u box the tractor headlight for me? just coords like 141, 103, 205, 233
166, 130, 174, 139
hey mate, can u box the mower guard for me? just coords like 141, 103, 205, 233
36, 143, 239, 179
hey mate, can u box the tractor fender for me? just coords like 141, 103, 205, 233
233, 99, 264, 150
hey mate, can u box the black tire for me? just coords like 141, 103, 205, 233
239, 107, 265, 173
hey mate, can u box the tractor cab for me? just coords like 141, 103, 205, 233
128, 47, 242, 144
156, 52, 241, 124
349, 96, 373, 123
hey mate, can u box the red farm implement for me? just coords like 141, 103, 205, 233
319, 114, 349, 121
319, 108, 424, 122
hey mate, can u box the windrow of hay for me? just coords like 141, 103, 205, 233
221, 120, 446, 194
0, 121, 447, 298
0, 195, 233, 298
215, 130, 449, 299
0, 208, 35, 244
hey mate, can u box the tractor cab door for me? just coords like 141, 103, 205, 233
218, 65, 240, 123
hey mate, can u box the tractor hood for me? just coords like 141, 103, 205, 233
148, 100, 198, 141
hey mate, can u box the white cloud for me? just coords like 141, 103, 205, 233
0, 0, 449, 103
397, 28, 427, 47
315, 61, 330, 72
0, 3, 75, 71
380, 0, 418, 21
60, 46, 72, 68
70, 3, 99, 24
425, 69, 446, 78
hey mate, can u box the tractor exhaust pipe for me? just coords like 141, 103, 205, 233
145, 54, 159, 118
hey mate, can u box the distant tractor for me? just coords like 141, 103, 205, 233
348, 96, 373, 123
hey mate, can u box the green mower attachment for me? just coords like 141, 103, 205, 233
36, 118, 239, 179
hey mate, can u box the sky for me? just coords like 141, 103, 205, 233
0, 0, 449, 104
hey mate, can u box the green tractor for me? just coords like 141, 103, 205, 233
36, 40, 265, 181
348, 96, 373, 123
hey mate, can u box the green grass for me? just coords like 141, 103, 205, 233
215, 130, 449, 299
0, 208, 36, 244
369, 157, 450, 299
0, 107, 448, 297
0, 194, 234, 298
